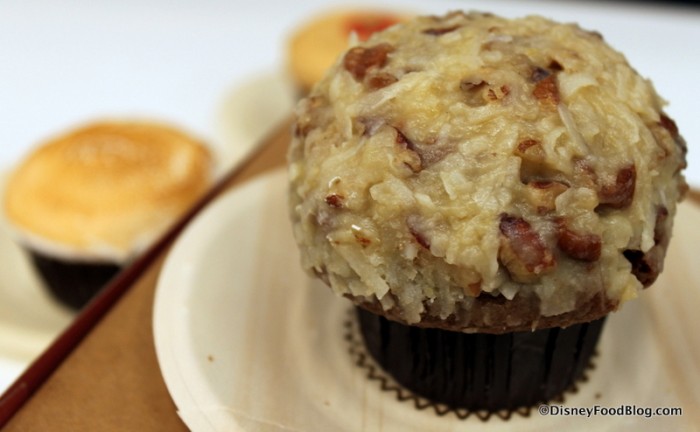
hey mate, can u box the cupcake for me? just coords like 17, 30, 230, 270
4, 121, 213, 309
288, 11, 687, 411
287, 9, 407, 94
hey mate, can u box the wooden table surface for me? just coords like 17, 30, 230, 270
2, 120, 291, 431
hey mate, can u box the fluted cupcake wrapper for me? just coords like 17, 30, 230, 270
29, 250, 121, 310
357, 307, 605, 411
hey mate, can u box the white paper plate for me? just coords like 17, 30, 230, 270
154, 169, 700, 431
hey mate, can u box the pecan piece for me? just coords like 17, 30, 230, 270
324, 193, 344, 208
394, 127, 450, 170
367, 72, 398, 89
343, 43, 394, 81
659, 112, 687, 161
597, 164, 636, 210
654, 206, 669, 245
395, 128, 422, 172
533, 75, 560, 106
465, 281, 482, 297
623, 206, 669, 287
556, 219, 601, 262
423, 25, 459, 36
515, 139, 568, 185
548, 60, 564, 71
659, 113, 679, 138
531, 67, 551, 82
354, 233, 372, 247
623, 250, 659, 287
530, 64, 561, 106
406, 215, 430, 249
516, 139, 545, 162
498, 214, 555, 283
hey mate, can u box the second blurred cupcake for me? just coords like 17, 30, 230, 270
287, 9, 408, 94
3, 121, 213, 309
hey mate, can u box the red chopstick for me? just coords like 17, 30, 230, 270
0, 119, 290, 428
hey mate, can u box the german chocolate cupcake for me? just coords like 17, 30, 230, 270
4, 121, 213, 309
288, 11, 687, 411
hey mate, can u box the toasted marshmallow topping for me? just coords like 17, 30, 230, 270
4, 121, 213, 262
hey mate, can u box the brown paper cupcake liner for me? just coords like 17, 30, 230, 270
349, 307, 604, 420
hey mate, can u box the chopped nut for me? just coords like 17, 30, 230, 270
516, 139, 568, 185
354, 234, 372, 247
533, 75, 560, 106
654, 206, 669, 245
407, 215, 430, 249
659, 113, 679, 138
531, 67, 551, 82
623, 206, 670, 287
623, 249, 658, 287
516, 139, 545, 162
367, 72, 398, 89
464, 281, 482, 297
324, 194, 344, 208
343, 43, 394, 81
597, 164, 636, 210
548, 59, 564, 71
395, 128, 422, 172
498, 214, 555, 282
423, 25, 460, 35
393, 127, 450, 170
659, 112, 687, 164
556, 219, 601, 262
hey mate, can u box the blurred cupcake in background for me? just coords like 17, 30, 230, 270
287, 8, 409, 94
3, 121, 213, 309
